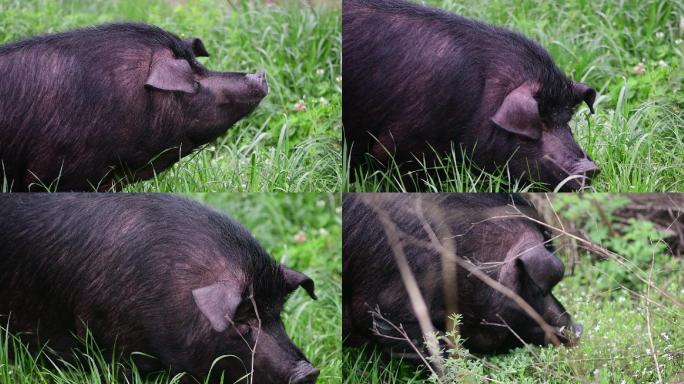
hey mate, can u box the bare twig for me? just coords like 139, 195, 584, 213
370, 306, 506, 384
413, 198, 459, 348
368, 307, 439, 378
227, 284, 261, 384
248, 289, 261, 384
359, 195, 445, 379
645, 254, 663, 383
495, 315, 541, 360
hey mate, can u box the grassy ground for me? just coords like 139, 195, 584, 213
0, 193, 342, 384
343, 194, 684, 383
346, 0, 684, 192
0, 0, 341, 192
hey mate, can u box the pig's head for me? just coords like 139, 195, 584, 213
489, 81, 598, 191
191, 264, 319, 383
144, 37, 268, 142
459, 219, 581, 354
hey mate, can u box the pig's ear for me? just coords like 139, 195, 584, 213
192, 282, 241, 332
516, 250, 565, 293
491, 84, 543, 141
281, 265, 317, 300
573, 83, 596, 114
145, 57, 198, 94
184, 37, 210, 57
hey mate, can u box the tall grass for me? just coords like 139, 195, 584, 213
347, 0, 684, 192
0, 0, 341, 192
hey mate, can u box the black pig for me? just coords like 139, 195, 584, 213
343, 193, 581, 359
0, 23, 268, 191
0, 194, 319, 384
343, 0, 598, 191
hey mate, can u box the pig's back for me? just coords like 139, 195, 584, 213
343, 0, 489, 158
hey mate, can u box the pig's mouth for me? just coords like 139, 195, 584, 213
289, 361, 320, 384
542, 155, 599, 191
554, 323, 582, 346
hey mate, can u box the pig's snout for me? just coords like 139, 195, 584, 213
559, 157, 599, 191
572, 158, 599, 179
290, 361, 320, 384
556, 322, 583, 347
246, 70, 268, 97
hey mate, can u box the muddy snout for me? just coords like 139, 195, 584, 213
290, 361, 320, 384
245, 70, 269, 98
557, 322, 583, 346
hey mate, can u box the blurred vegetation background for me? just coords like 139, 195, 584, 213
0, 0, 342, 192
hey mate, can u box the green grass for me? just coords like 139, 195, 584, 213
343, 193, 684, 383
347, 0, 684, 192
0, 0, 342, 192
344, 256, 684, 383
0, 193, 342, 384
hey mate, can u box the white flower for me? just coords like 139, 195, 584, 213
655, 31, 664, 39
633, 62, 646, 75
294, 101, 307, 112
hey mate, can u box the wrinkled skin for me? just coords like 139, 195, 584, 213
343, 193, 581, 361
343, 0, 598, 191
0, 194, 318, 383
0, 23, 268, 191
